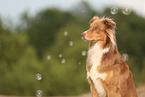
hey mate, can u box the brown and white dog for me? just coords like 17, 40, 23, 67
81, 16, 138, 97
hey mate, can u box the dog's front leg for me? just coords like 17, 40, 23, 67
105, 86, 121, 97
104, 74, 121, 97
88, 77, 98, 97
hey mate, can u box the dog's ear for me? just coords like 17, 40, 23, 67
89, 16, 99, 24
103, 19, 116, 29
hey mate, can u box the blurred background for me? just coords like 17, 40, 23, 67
0, 0, 145, 96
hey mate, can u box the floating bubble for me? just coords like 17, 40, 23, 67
78, 62, 81, 65
82, 50, 87, 56
47, 55, 51, 60
122, 53, 129, 61
64, 31, 68, 36
61, 59, 66, 64
35, 73, 42, 80
36, 90, 43, 97
82, 10, 85, 13
110, 7, 118, 15
69, 41, 73, 46
122, 7, 131, 15
58, 54, 62, 58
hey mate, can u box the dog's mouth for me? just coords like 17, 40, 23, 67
81, 33, 88, 41
82, 36, 89, 42
82, 37, 103, 43
82, 37, 96, 42
81, 32, 103, 42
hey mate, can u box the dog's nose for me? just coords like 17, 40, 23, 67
81, 32, 86, 37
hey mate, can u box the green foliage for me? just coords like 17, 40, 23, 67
0, 2, 145, 96
0, 27, 42, 95
20, 8, 74, 59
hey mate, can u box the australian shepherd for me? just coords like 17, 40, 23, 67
81, 16, 138, 97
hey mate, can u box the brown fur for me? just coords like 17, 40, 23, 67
82, 16, 138, 97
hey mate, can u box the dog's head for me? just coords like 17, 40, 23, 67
82, 16, 116, 47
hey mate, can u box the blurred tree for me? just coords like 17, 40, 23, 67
20, 8, 74, 59
0, 20, 42, 95
41, 21, 90, 96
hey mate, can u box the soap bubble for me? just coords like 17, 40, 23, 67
122, 7, 131, 15
82, 10, 85, 13
69, 41, 73, 46
64, 31, 68, 36
82, 50, 87, 56
122, 53, 129, 61
47, 55, 51, 60
61, 59, 66, 64
35, 73, 42, 80
110, 7, 118, 15
36, 90, 43, 97
58, 54, 62, 58
78, 62, 81, 65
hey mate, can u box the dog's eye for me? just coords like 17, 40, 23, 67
95, 28, 101, 34
96, 31, 101, 34
93, 25, 99, 30
94, 27, 99, 30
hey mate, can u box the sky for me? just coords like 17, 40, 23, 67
0, 0, 145, 22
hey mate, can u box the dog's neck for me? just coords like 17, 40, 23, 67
88, 38, 121, 68
88, 38, 119, 65
88, 42, 110, 66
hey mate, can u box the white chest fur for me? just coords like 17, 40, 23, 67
87, 43, 109, 97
